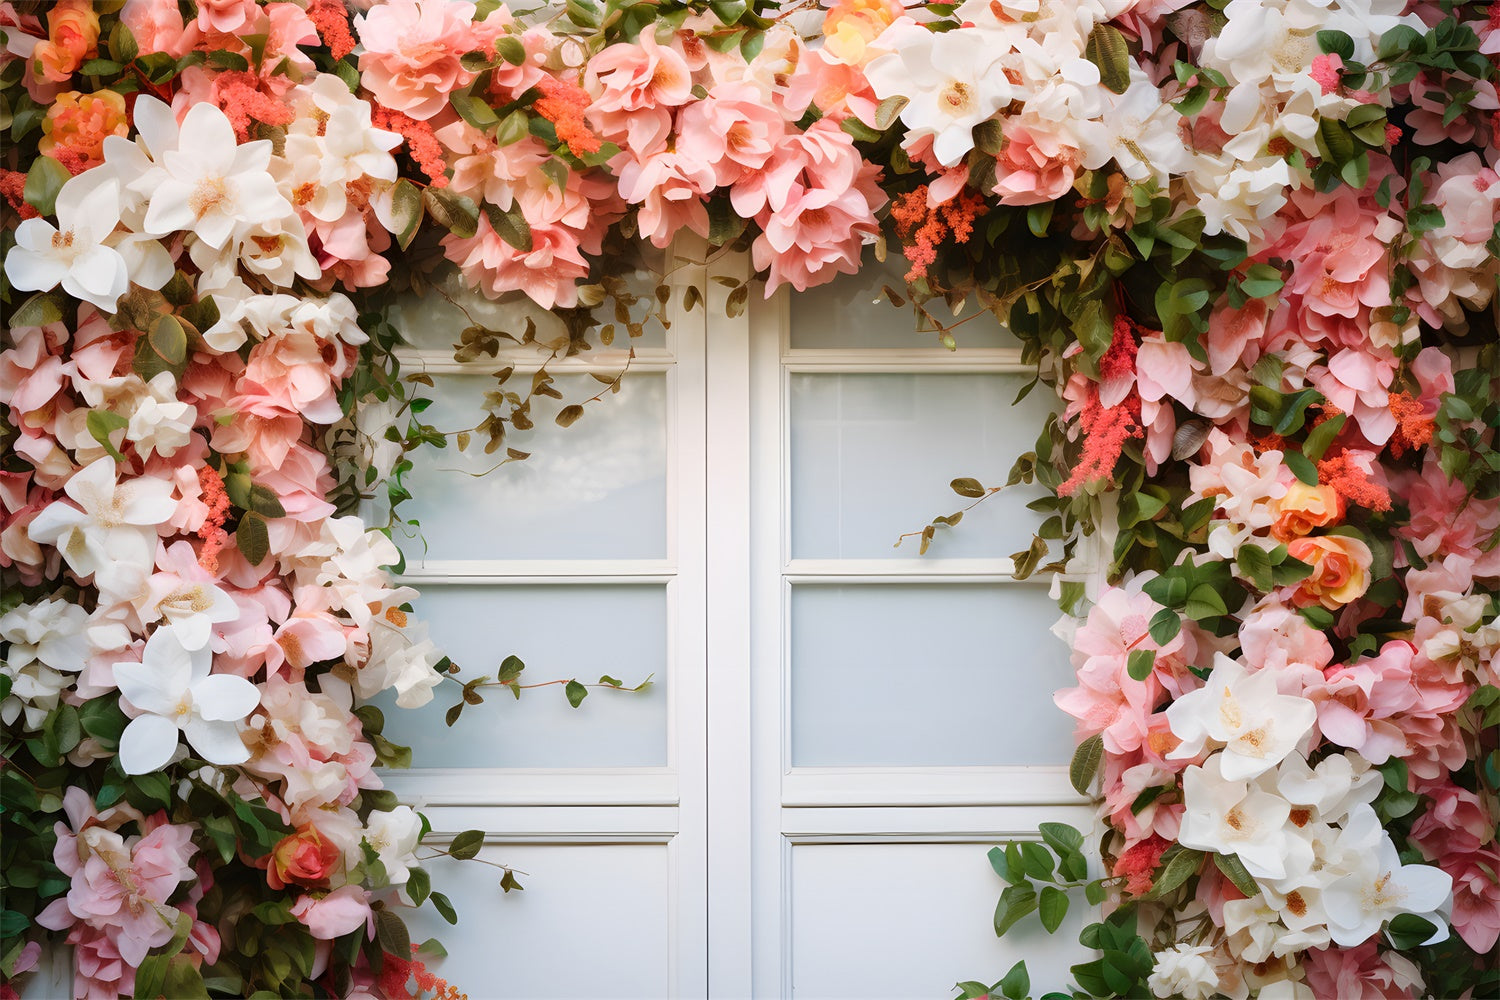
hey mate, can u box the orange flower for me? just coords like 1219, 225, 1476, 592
38, 91, 129, 174
822, 0, 903, 66
33, 0, 100, 83
1268, 481, 1345, 542
1286, 535, 1372, 610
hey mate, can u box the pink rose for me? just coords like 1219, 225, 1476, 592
291, 885, 372, 940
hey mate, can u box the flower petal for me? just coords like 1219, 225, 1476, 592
181, 717, 250, 765
113, 658, 184, 717
117, 714, 180, 774
191, 673, 260, 722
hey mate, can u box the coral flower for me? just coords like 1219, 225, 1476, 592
1285, 535, 1372, 610
38, 90, 129, 174
32, 0, 98, 82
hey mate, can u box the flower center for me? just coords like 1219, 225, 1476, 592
51, 228, 77, 250
1218, 688, 1242, 730
940, 81, 973, 113
1224, 805, 1253, 837
1284, 890, 1307, 917
191, 175, 231, 219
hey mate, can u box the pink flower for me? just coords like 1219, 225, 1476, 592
991, 120, 1082, 206
1444, 846, 1500, 955
442, 211, 591, 310
194, 0, 259, 34
614, 150, 715, 248
1303, 942, 1424, 1000
291, 885, 372, 940
585, 32, 693, 154
118, 0, 189, 57
354, 0, 483, 120
1410, 779, 1494, 861
675, 82, 786, 188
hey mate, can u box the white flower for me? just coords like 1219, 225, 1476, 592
4, 176, 130, 312
113, 624, 261, 774
1275, 750, 1381, 825
359, 605, 443, 709
27, 457, 175, 593
1076, 73, 1190, 185
1177, 752, 1292, 880
283, 74, 402, 224
1166, 655, 1318, 780
125, 373, 197, 460
142, 102, 292, 250
1322, 825, 1453, 947
363, 805, 423, 886
0, 598, 91, 728
136, 576, 240, 653
863, 21, 1015, 167
1147, 943, 1221, 1000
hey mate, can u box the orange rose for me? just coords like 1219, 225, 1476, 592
266, 825, 343, 890
1286, 535, 1372, 610
822, 0, 903, 66
33, 0, 100, 83
38, 91, 129, 174
1269, 482, 1345, 542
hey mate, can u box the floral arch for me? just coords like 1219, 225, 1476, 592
0, 0, 1496, 998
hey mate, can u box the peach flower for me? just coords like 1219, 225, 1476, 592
354, 0, 483, 120
1268, 481, 1345, 542
1286, 534, 1372, 610
38, 90, 129, 174
119, 0, 189, 57
33, 0, 98, 83
266, 825, 343, 890
821, 0, 903, 66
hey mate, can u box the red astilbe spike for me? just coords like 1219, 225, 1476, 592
212, 71, 295, 142
379, 944, 467, 1000
890, 184, 987, 282
306, 0, 356, 61
372, 105, 449, 188
534, 75, 600, 158
0, 169, 39, 220
1113, 834, 1172, 896
196, 466, 232, 574
1317, 450, 1393, 513
1387, 391, 1434, 458
1059, 316, 1145, 497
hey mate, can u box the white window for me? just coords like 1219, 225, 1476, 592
380, 245, 1097, 998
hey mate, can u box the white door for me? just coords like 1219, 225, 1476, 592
380, 247, 1095, 999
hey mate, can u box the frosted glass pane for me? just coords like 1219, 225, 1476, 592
790, 374, 1055, 559
790, 585, 1074, 766
379, 585, 667, 768
389, 253, 668, 351
790, 251, 1016, 349
405, 844, 669, 998
790, 843, 1092, 1000
399, 373, 667, 561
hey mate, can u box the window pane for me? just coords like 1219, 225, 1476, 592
399, 373, 668, 562
789, 584, 1075, 766
790, 252, 1016, 350
405, 844, 670, 998
380, 585, 668, 768
789, 374, 1054, 559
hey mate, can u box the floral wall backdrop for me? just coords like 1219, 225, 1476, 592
0, 0, 1495, 998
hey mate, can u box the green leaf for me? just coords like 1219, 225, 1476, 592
1316, 117, 1356, 166
407, 866, 431, 907
1301, 412, 1347, 462
993, 881, 1038, 937
448, 829, 485, 860
1085, 23, 1131, 94
997, 960, 1030, 1000
1184, 584, 1228, 622
1038, 886, 1069, 933
24, 155, 70, 215
1143, 846, 1203, 899
1214, 853, 1259, 897
988, 845, 1013, 883
1237, 543, 1272, 591
423, 187, 479, 239
556, 404, 585, 428
1020, 841, 1055, 881
246, 483, 286, 518
374, 908, 410, 958
86, 410, 130, 461
950, 477, 986, 498
1317, 29, 1355, 59
1148, 607, 1181, 645
495, 109, 529, 147
1038, 822, 1084, 857
565, 679, 588, 707
236, 512, 271, 566
498, 655, 525, 683
390, 178, 424, 251
430, 890, 458, 925
1386, 913, 1438, 950
1069, 734, 1104, 795
148, 313, 188, 367
1284, 449, 1319, 485
494, 35, 526, 65
483, 199, 533, 252
872, 95, 908, 131
1126, 648, 1156, 682
9, 291, 66, 328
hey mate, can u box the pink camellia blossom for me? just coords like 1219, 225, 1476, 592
585, 32, 694, 154
614, 150, 715, 248
675, 82, 786, 188
442, 212, 590, 310
291, 884, 372, 940
194, 0, 258, 34
1409, 779, 1494, 861
991, 120, 1083, 207
118, 0, 189, 57
354, 0, 483, 120
1302, 942, 1424, 1000
1444, 846, 1500, 954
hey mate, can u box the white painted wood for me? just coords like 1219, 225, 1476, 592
381, 770, 680, 807
781, 768, 1084, 808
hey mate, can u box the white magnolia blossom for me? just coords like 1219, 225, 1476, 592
4, 177, 131, 313
1322, 818, 1453, 947
1177, 752, 1293, 880
27, 457, 175, 596
0, 598, 91, 728
863, 20, 1016, 167
363, 805, 423, 886
125, 373, 198, 460
134, 575, 241, 652
1167, 655, 1318, 779
358, 604, 444, 709
114, 624, 261, 774
1076, 73, 1191, 185
281, 73, 402, 223
139, 100, 296, 252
